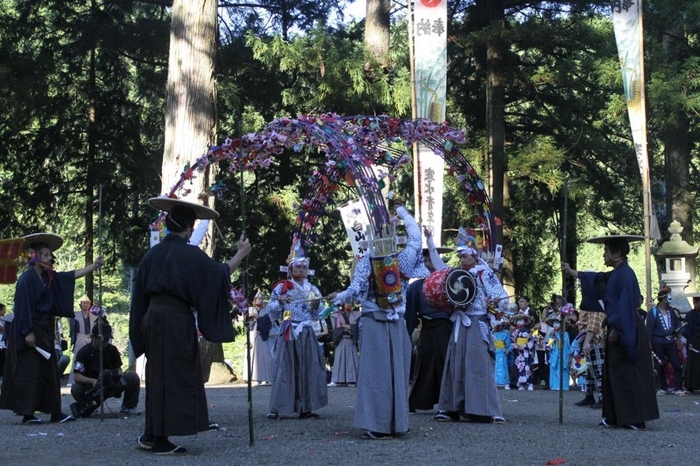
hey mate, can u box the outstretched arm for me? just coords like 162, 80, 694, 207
226, 235, 252, 272
74, 256, 104, 279
425, 227, 448, 271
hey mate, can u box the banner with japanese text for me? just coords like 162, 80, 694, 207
338, 199, 371, 259
612, 0, 647, 176
414, 0, 447, 245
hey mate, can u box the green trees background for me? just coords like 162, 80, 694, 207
2, 0, 699, 325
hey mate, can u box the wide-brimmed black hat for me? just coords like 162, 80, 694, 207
586, 234, 644, 244
22, 233, 64, 252
148, 196, 219, 220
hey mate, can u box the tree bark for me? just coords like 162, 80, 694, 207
161, 0, 225, 382
365, 0, 391, 67
484, 0, 510, 292
161, 0, 217, 196
662, 23, 694, 285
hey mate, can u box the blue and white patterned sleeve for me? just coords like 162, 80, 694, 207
334, 255, 371, 305
266, 283, 285, 320
427, 235, 449, 272
482, 268, 509, 310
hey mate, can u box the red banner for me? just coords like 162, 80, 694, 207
0, 238, 24, 284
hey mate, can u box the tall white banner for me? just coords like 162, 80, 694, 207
417, 145, 445, 241
612, 0, 647, 176
338, 199, 371, 259
414, 0, 447, 246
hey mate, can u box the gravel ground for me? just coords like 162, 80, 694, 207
0, 381, 697, 466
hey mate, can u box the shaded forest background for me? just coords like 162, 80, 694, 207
2, 0, 700, 362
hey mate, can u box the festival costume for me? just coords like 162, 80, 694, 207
683, 308, 700, 391
493, 327, 511, 387
405, 242, 452, 410
429, 244, 508, 421
242, 310, 274, 384
576, 310, 605, 403
534, 321, 550, 388
266, 277, 328, 416
511, 318, 536, 389
68, 309, 98, 385
578, 260, 659, 427
0, 252, 76, 417
334, 206, 427, 436
547, 330, 571, 391
646, 304, 683, 392
330, 309, 361, 385
130, 233, 235, 438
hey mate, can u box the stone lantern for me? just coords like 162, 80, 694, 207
654, 221, 699, 315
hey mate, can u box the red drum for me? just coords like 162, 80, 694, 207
423, 268, 477, 311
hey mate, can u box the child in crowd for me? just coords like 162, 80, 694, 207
493, 316, 511, 389
511, 313, 535, 390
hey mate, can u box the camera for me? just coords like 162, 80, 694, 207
70, 370, 128, 418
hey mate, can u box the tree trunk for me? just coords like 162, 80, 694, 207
365, 0, 391, 67
484, 1, 509, 290
85, 0, 97, 300
161, 0, 225, 382
162, 0, 217, 197
662, 24, 694, 285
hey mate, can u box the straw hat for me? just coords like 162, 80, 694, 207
22, 233, 64, 252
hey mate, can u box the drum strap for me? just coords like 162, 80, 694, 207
450, 310, 472, 342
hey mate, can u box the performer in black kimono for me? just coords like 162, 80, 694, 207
563, 235, 658, 430
0, 233, 103, 424
404, 239, 452, 414
682, 292, 700, 393
130, 197, 252, 454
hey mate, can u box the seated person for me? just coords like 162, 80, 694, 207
70, 320, 141, 417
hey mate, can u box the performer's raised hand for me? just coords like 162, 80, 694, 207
237, 234, 252, 256
227, 234, 252, 272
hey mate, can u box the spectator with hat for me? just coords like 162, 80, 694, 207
646, 286, 684, 395
70, 320, 140, 417
0, 232, 103, 424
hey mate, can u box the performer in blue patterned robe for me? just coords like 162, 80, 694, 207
428, 228, 508, 423
266, 246, 327, 420
330, 205, 429, 439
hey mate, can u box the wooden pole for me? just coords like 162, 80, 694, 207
407, 0, 421, 222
